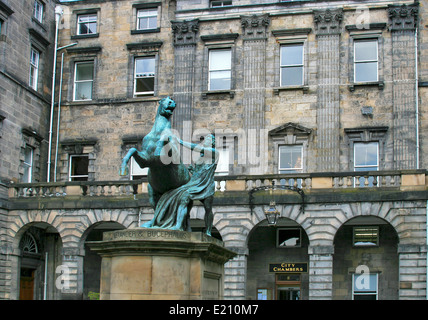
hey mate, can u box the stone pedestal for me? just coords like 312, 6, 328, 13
87, 228, 236, 300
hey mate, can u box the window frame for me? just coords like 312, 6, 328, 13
352, 273, 378, 300
208, 48, 232, 91
33, 0, 44, 23
353, 226, 379, 247
22, 145, 34, 183
73, 61, 94, 101
215, 146, 229, 176
353, 141, 379, 172
136, 8, 158, 31
130, 157, 148, 180
133, 56, 156, 96
280, 43, 304, 87
210, 0, 233, 8
29, 48, 40, 90
277, 228, 302, 248
353, 39, 379, 83
77, 13, 97, 36
278, 145, 303, 174
69, 154, 89, 181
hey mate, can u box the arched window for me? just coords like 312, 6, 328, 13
20, 233, 38, 253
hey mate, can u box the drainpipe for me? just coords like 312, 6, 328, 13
53, 43, 77, 182
415, 28, 420, 169
47, 6, 63, 182
43, 252, 48, 300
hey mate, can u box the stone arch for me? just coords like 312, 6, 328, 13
246, 213, 310, 300
245, 204, 310, 248
9, 210, 64, 253
332, 214, 400, 300
77, 208, 137, 253
329, 201, 425, 245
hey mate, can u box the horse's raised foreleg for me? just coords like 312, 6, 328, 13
119, 148, 148, 176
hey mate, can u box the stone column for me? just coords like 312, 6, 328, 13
308, 245, 334, 300
241, 14, 270, 175
60, 247, 84, 300
388, 4, 419, 170
171, 19, 199, 146
313, 9, 343, 172
398, 244, 427, 300
223, 251, 247, 300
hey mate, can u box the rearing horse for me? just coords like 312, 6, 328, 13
119, 97, 190, 209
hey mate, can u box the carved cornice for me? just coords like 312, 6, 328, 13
388, 3, 418, 31
313, 8, 343, 35
241, 14, 270, 40
171, 19, 199, 46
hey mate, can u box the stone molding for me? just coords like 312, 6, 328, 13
388, 3, 419, 31
313, 8, 343, 35
171, 19, 199, 46
241, 14, 270, 40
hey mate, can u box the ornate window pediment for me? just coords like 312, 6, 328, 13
269, 122, 312, 145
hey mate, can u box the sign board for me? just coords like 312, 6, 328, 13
269, 263, 308, 273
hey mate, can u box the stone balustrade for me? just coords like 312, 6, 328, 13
8, 170, 427, 199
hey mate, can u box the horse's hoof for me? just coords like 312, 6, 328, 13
141, 221, 152, 228
119, 166, 128, 176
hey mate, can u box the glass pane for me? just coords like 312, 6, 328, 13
354, 227, 378, 246
29, 67, 37, 89
355, 62, 378, 82
354, 142, 378, 167
148, 16, 157, 29
75, 63, 94, 81
215, 148, 229, 175
22, 165, 31, 183
70, 155, 89, 179
137, 9, 157, 17
79, 23, 89, 34
135, 77, 154, 93
135, 58, 155, 75
355, 40, 377, 61
209, 50, 231, 71
75, 82, 93, 100
30, 50, 39, 66
281, 66, 303, 86
87, 22, 97, 34
277, 229, 301, 247
24, 147, 33, 164
281, 44, 303, 66
279, 145, 302, 170
209, 70, 231, 90
353, 273, 378, 292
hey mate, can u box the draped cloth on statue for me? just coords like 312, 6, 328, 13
151, 160, 217, 229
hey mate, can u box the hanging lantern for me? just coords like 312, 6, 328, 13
265, 200, 280, 226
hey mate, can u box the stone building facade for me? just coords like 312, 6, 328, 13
1, 0, 428, 300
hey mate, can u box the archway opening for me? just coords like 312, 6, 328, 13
17, 222, 62, 300
246, 218, 309, 300
333, 216, 399, 300
83, 222, 125, 300
190, 218, 222, 241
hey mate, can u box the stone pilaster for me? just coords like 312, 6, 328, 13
308, 245, 334, 300
398, 244, 427, 300
241, 14, 270, 174
314, 9, 343, 172
171, 19, 199, 141
60, 247, 85, 300
388, 4, 419, 169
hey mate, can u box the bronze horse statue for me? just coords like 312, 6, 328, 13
119, 97, 191, 211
